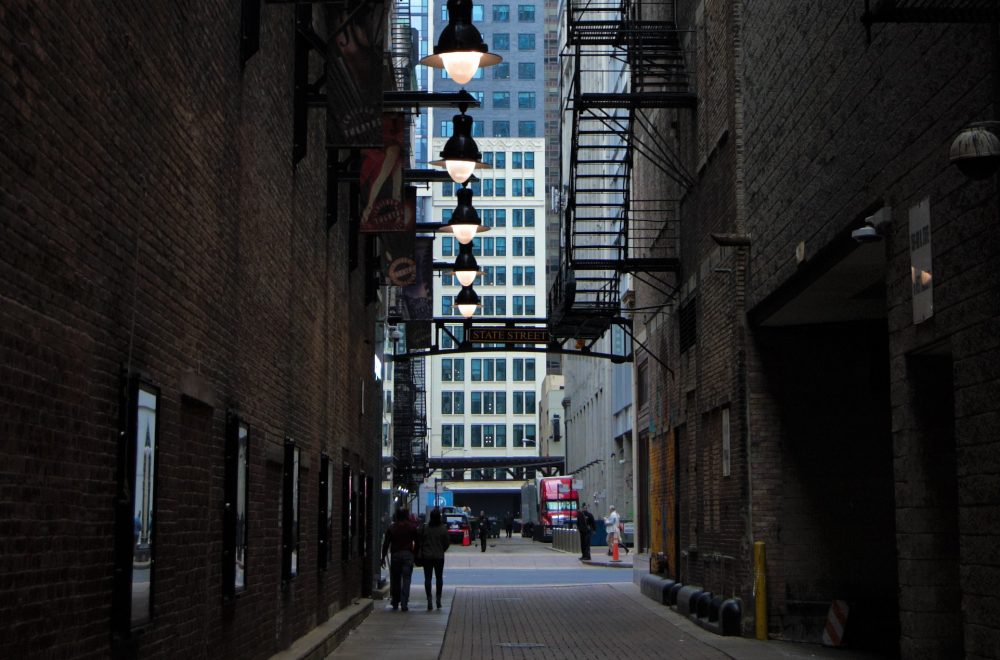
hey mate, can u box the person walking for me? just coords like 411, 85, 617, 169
478, 510, 489, 552
503, 511, 513, 539
576, 503, 595, 560
605, 505, 629, 555
380, 507, 418, 611
419, 507, 450, 610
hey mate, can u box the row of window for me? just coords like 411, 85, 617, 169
441, 294, 536, 317
442, 4, 536, 23
441, 467, 537, 481
441, 178, 536, 197
439, 119, 537, 138
441, 357, 537, 382
483, 151, 536, 169
440, 236, 537, 257
441, 423, 538, 448
441, 390, 537, 415
441, 265, 536, 288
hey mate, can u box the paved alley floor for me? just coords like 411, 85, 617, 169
328, 537, 888, 660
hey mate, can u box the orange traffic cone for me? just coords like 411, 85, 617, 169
612, 538, 620, 562
462, 529, 470, 546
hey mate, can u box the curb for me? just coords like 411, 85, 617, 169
267, 598, 373, 660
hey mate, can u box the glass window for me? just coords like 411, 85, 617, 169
518, 4, 535, 21
513, 265, 523, 285
471, 359, 482, 382
495, 209, 507, 226
472, 120, 485, 137
525, 296, 535, 315
442, 236, 455, 257
469, 90, 485, 104
517, 33, 535, 50
513, 296, 524, 316
525, 236, 535, 255
493, 33, 509, 50
442, 424, 465, 448
480, 209, 495, 227
493, 91, 510, 108
524, 178, 535, 196
441, 295, 454, 316
512, 179, 523, 197
495, 152, 506, 169
441, 5, 449, 20
473, 4, 485, 21
471, 179, 482, 196
493, 62, 510, 79
518, 120, 536, 137
512, 152, 522, 169
495, 179, 506, 196
495, 237, 506, 256
442, 208, 453, 222
440, 120, 453, 137
442, 181, 453, 197
493, 4, 510, 21
524, 209, 535, 226
483, 179, 493, 196
524, 152, 535, 168
481, 151, 493, 166
493, 120, 510, 137
517, 92, 535, 109
517, 62, 535, 79
524, 265, 535, 285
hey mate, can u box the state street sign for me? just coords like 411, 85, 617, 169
466, 327, 550, 344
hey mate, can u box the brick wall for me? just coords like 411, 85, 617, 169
0, 2, 382, 658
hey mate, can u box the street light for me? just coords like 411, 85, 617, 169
451, 241, 482, 287
429, 113, 490, 184
455, 285, 481, 318
419, 0, 502, 85
441, 184, 488, 244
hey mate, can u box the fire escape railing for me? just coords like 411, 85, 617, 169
392, 352, 428, 489
389, 0, 413, 92
550, 0, 695, 341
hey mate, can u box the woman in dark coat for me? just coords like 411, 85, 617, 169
420, 507, 450, 609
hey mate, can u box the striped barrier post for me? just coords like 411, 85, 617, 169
821, 600, 849, 647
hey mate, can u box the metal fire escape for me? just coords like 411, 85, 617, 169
392, 352, 428, 489
389, 0, 414, 92
549, 0, 695, 341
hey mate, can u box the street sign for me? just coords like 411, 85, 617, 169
466, 326, 550, 344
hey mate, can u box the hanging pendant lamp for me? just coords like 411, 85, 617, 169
442, 185, 489, 244
455, 285, 481, 318
430, 113, 490, 184
451, 241, 482, 287
419, 0, 502, 84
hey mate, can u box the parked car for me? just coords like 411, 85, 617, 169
444, 512, 471, 544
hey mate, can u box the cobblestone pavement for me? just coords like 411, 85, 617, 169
440, 584, 729, 660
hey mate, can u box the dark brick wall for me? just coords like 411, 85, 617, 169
0, 2, 382, 658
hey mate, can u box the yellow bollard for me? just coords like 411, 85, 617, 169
754, 541, 767, 640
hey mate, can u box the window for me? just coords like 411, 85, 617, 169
494, 33, 510, 50
518, 120, 536, 137
441, 236, 456, 257
481, 151, 493, 166
442, 209, 453, 222
524, 178, 535, 196
441, 5, 449, 20
440, 120, 453, 137
471, 391, 506, 414
513, 295, 523, 316
524, 152, 535, 168
442, 273, 456, 287
441, 391, 465, 414
525, 296, 535, 315
442, 358, 465, 382
495, 179, 507, 196
441, 295, 454, 316
493, 120, 510, 137
678, 297, 697, 353
480, 209, 495, 227
517, 91, 535, 109
513, 358, 535, 381
513, 265, 524, 285
471, 358, 506, 382
524, 265, 535, 285
513, 391, 537, 414
483, 179, 493, 196
473, 4, 484, 21
518, 33, 535, 50
493, 62, 510, 79
441, 181, 454, 197
468, 90, 485, 104
495, 236, 506, 256
472, 120, 485, 137
513, 209, 523, 226
512, 179, 522, 196
442, 424, 465, 448
493, 4, 510, 21
471, 179, 482, 196
440, 324, 464, 348
495, 209, 507, 226
518, 62, 535, 79
495, 152, 506, 169
518, 4, 535, 21
513, 424, 537, 447
512, 152, 522, 169
472, 424, 507, 448
493, 91, 510, 108
524, 208, 535, 226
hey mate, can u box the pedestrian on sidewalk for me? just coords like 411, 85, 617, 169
419, 507, 450, 610
381, 507, 418, 611
605, 505, 629, 556
576, 503, 595, 560
503, 511, 513, 539
479, 510, 489, 552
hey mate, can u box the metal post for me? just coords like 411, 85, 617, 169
754, 541, 767, 640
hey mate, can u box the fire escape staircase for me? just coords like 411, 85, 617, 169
392, 351, 428, 489
549, 0, 695, 341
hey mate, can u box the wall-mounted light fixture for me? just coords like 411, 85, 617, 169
430, 113, 490, 183
419, 0, 501, 84
451, 242, 482, 287
950, 121, 1000, 180
442, 185, 488, 244
455, 285, 481, 318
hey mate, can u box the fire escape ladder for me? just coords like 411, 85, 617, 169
550, 0, 693, 340
392, 354, 427, 489
389, 0, 413, 92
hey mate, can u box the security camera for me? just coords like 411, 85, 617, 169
851, 224, 880, 243
950, 123, 1000, 180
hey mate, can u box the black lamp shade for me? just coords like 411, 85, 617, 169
429, 115, 490, 183
419, 0, 502, 72
451, 242, 482, 286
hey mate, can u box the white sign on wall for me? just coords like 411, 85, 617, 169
909, 197, 933, 324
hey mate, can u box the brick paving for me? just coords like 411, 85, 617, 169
440, 584, 728, 660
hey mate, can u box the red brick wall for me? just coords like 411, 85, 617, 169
0, 2, 382, 658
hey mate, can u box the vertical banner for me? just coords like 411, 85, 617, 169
403, 237, 434, 349
909, 197, 933, 324
328, 0, 386, 147
360, 115, 411, 233
384, 187, 418, 286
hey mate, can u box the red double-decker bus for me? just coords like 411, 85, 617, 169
538, 476, 578, 538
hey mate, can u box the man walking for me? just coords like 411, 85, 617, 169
503, 511, 514, 539
576, 503, 595, 560
380, 507, 418, 611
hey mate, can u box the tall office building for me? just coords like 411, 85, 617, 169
422, 0, 548, 517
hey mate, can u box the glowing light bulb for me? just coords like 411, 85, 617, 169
446, 159, 477, 184
457, 303, 478, 318
440, 52, 482, 85
455, 270, 477, 287
451, 224, 478, 244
